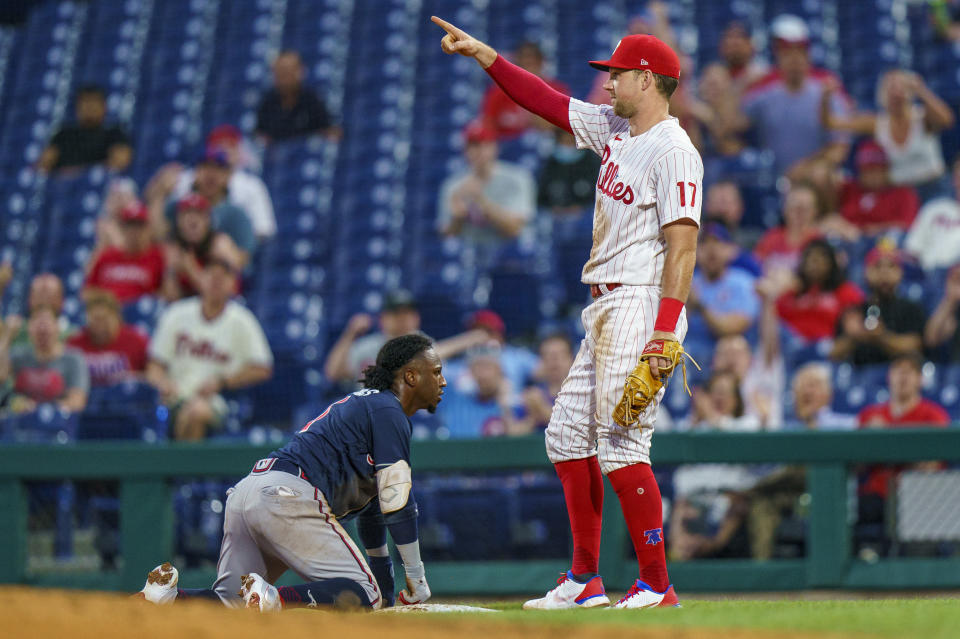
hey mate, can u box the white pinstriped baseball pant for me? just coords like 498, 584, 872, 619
545, 285, 688, 474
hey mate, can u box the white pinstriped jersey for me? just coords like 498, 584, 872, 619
567, 98, 703, 286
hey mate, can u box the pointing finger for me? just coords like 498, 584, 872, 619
431, 15, 464, 38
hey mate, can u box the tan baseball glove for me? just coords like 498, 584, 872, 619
612, 338, 700, 428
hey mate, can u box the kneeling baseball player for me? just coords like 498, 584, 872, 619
136, 334, 444, 611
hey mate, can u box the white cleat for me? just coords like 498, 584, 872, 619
522, 571, 610, 610
239, 573, 282, 612
135, 562, 179, 605
612, 580, 678, 609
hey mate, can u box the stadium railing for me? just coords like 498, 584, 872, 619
1, 429, 959, 594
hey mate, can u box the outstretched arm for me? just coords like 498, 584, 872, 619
431, 16, 573, 134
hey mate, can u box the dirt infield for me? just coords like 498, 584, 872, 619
0, 587, 871, 639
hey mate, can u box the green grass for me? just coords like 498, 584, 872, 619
449, 599, 960, 638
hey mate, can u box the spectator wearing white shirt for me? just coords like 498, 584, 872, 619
146, 251, 273, 440
170, 126, 277, 239
904, 155, 960, 270
820, 70, 954, 202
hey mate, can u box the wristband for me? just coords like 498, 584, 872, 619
654, 297, 684, 333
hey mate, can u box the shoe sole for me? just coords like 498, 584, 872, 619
134, 562, 178, 604
239, 574, 258, 609
522, 597, 611, 610
147, 563, 176, 587
613, 601, 660, 610
240, 573, 280, 611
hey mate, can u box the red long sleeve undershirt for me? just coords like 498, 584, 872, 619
484, 55, 573, 135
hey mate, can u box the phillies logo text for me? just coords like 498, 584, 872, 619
598, 145, 635, 204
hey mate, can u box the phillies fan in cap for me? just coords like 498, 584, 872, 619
741, 14, 852, 180
146, 149, 256, 264
169, 124, 277, 239
838, 140, 920, 234
433, 13, 702, 609
84, 201, 166, 305
457, 309, 537, 396
161, 194, 244, 301
438, 120, 536, 278
830, 241, 925, 366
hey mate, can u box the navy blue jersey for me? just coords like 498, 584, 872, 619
270, 389, 411, 517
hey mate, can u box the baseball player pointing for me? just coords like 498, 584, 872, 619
433, 17, 702, 609
137, 334, 444, 610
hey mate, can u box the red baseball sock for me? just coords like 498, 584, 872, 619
554, 457, 604, 576
607, 463, 670, 592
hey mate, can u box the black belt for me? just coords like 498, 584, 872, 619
251, 457, 310, 483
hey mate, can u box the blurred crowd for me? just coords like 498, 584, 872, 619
3, 5, 960, 561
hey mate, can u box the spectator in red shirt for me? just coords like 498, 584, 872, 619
66, 291, 148, 387
481, 41, 569, 138
858, 354, 949, 432
855, 353, 950, 550
774, 239, 864, 341
838, 141, 920, 234
85, 201, 165, 305
753, 182, 824, 275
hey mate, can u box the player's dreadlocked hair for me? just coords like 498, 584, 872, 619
361, 334, 434, 390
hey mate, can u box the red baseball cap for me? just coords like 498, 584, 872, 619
463, 121, 497, 144
119, 201, 149, 223
856, 141, 888, 169
589, 34, 681, 79
177, 193, 211, 214
207, 124, 242, 149
468, 309, 505, 336
865, 241, 901, 267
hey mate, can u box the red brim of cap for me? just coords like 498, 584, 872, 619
589, 59, 617, 71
